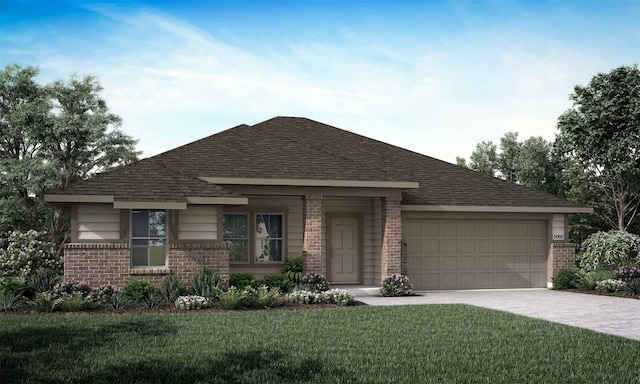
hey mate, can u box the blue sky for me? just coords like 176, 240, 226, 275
1, 0, 639, 163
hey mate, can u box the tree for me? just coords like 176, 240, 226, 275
556, 65, 640, 232
468, 141, 497, 176
497, 132, 520, 182
0, 64, 140, 258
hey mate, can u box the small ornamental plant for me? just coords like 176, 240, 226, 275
287, 290, 324, 304
175, 295, 210, 310
613, 266, 640, 282
300, 272, 329, 293
381, 274, 413, 297
595, 279, 626, 294
324, 289, 355, 306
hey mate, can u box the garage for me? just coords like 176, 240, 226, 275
404, 219, 547, 290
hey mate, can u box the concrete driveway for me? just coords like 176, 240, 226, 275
338, 287, 640, 341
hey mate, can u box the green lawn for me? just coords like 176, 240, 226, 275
1, 305, 638, 383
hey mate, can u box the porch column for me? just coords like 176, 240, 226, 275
303, 195, 323, 274
381, 195, 402, 281
548, 242, 577, 286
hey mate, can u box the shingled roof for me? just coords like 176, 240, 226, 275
48, 116, 589, 210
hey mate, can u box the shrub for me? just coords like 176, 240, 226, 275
575, 269, 612, 291
58, 292, 98, 312
0, 277, 28, 296
191, 267, 223, 299
261, 273, 293, 293
578, 231, 640, 271
230, 272, 260, 289
175, 295, 210, 310
255, 285, 284, 308
595, 279, 626, 293
30, 291, 65, 312
552, 268, 581, 290
301, 272, 329, 293
324, 289, 355, 306
381, 274, 413, 297
287, 290, 324, 304
52, 279, 92, 299
0, 290, 26, 311
218, 286, 245, 309
123, 280, 156, 303
28, 268, 62, 294
613, 266, 640, 282
618, 278, 640, 296
283, 257, 304, 284
140, 292, 167, 309
160, 274, 185, 302
0, 230, 62, 278
102, 292, 131, 310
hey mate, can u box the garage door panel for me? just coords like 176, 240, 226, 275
404, 219, 547, 289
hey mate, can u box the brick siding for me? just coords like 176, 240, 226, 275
380, 196, 402, 281
548, 242, 577, 280
64, 242, 229, 288
302, 195, 323, 274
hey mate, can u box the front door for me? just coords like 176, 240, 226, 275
329, 215, 360, 284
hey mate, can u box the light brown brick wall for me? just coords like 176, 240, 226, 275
303, 195, 323, 274
548, 242, 577, 279
381, 196, 402, 281
64, 242, 229, 288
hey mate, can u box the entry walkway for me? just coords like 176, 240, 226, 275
335, 286, 640, 341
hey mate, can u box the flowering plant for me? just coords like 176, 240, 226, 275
175, 295, 210, 310
324, 289, 355, 306
595, 279, 626, 293
287, 290, 324, 304
381, 273, 413, 297
300, 272, 330, 292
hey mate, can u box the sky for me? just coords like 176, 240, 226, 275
1, 0, 639, 164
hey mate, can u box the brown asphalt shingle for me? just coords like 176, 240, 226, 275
52, 117, 586, 208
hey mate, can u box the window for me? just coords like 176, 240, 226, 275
131, 209, 167, 267
223, 213, 249, 263
223, 212, 284, 263
255, 213, 283, 262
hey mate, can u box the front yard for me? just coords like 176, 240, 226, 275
1, 305, 638, 383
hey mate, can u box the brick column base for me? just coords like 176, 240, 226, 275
548, 242, 577, 283
381, 196, 402, 281
303, 195, 323, 274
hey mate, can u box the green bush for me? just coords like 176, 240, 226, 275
30, 292, 65, 312
218, 286, 246, 310
52, 279, 92, 298
381, 274, 413, 297
575, 269, 612, 291
552, 268, 581, 290
160, 274, 185, 302
28, 268, 62, 294
255, 285, 284, 308
58, 292, 98, 312
578, 231, 640, 271
102, 292, 131, 310
140, 292, 167, 309
619, 278, 640, 296
123, 280, 156, 303
0, 230, 62, 278
595, 279, 626, 294
0, 290, 26, 311
191, 267, 223, 299
283, 257, 304, 283
261, 273, 293, 293
230, 272, 260, 289
301, 272, 330, 293
0, 277, 28, 296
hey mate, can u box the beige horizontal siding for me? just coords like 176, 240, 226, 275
77, 204, 120, 240
178, 205, 218, 240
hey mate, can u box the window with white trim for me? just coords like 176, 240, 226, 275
223, 212, 284, 263
131, 209, 167, 267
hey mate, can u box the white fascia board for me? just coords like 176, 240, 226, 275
400, 205, 594, 214
186, 197, 249, 205
44, 194, 114, 203
200, 177, 419, 189
113, 202, 187, 210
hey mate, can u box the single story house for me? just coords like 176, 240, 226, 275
45, 117, 592, 290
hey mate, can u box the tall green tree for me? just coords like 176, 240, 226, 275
556, 65, 640, 232
0, 64, 140, 256
467, 141, 497, 176
497, 132, 520, 182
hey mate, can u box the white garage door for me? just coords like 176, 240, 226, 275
404, 219, 547, 290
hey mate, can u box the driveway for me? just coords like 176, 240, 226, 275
338, 287, 640, 341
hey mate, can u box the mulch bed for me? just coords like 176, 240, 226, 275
564, 289, 639, 300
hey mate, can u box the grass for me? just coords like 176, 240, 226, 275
1, 305, 639, 383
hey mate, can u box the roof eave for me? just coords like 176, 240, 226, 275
400, 205, 594, 214
200, 177, 419, 189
